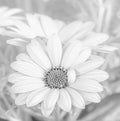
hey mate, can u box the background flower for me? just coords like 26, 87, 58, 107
0, 13, 116, 53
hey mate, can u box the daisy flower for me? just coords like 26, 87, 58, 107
8, 34, 109, 116
5, 14, 64, 46
0, 7, 23, 27
4, 14, 116, 52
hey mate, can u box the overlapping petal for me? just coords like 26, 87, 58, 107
12, 80, 45, 93
43, 89, 59, 111
27, 39, 51, 70
26, 14, 45, 37
15, 93, 29, 105
47, 34, 62, 67
70, 79, 103, 92
76, 56, 105, 74
40, 15, 58, 37
11, 61, 44, 78
67, 88, 85, 108
81, 92, 101, 103
61, 41, 83, 68
26, 87, 50, 107
80, 69, 109, 82
58, 89, 71, 112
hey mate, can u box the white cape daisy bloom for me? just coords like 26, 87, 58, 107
8, 34, 109, 117
0, 7, 23, 27
5, 14, 65, 46
5, 14, 116, 52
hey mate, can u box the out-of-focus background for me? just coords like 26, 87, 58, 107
0, 0, 120, 121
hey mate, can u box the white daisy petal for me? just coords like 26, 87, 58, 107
83, 33, 109, 46
80, 69, 109, 82
54, 20, 65, 32
27, 39, 51, 70
8, 72, 28, 83
72, 48, 91, 67
7, 38, 27, 47
57, 89, 71, 112
3, 8, 22, 17
26, 14, 45, 37
11, 61, 44, 78
70, 79, 103, 92
12, 80, 44, 93
44, 89, 59, 110
14, 21, 35, 38
40, 15, 58, 36
64, 22, 95, 44
81, 92, 101, 103
95, 45, 118, 53
67, 69, 76, 83
67, 87, 85, 108
47, 34, 62, 67
9, 74, 44, 84
59, 21, 83, 42
41, 101, 54, 117
76, 57, 105, 74
26, 87, 50, 107
15, 93, 29, 105
0, 28, 22, 38
61, 41, 83, 69
16, 53, 32, 63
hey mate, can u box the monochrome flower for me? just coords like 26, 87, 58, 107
8, 35, 109, 116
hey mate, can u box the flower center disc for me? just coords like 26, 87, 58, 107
45, 67, 68, 89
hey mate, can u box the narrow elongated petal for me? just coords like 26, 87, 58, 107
72, 48, 91, 67
70, 79, 103, 92
81, 92, 101, 103
13, 21, 35, 38
8, 73, 42, 83
61, 41, 83, 69
40, 15, 58, 36
12, 81, 44, 93
64, 22, 95, 44
83, 33, 109, 46
11, 61, 44, 78
57, 89, 71, 112
3, 8, 22, 17
8, 73, 24, 83
41, 102, 55, 117
15, 93, 29, 105
44, 89, 59, 110
95, 45, 118, 53
26, 87, 50, 107
80, 70, 109, 82
27, 39, 51, 70
7, 38, 27, 47
26, 14, 45, 37
59, 21, 83, 42
76, 57, 105, 74
67, 69, 76, 83
16, 53, 32, 63
67, 88, 85, 108
47, 34, 62, 67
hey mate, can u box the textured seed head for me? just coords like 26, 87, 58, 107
44, 67, 68, 89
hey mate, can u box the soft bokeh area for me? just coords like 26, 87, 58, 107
0, 0, 120, 121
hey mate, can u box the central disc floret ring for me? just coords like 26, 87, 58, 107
44, 67, 68, 89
